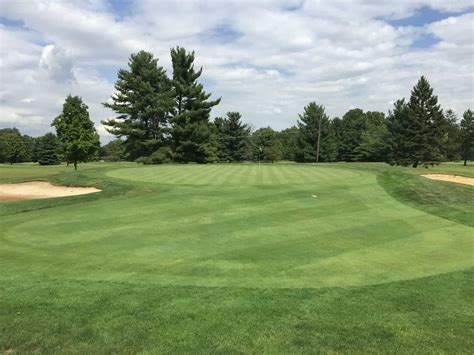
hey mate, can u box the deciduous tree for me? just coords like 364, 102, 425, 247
52, 95, 100, 170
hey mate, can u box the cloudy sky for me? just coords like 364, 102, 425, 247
1, 0, 473, 142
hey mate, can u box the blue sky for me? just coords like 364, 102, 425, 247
0, 0, 473, 141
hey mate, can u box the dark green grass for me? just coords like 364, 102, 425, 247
1, 162, 473, 353
2, 270, 472, 354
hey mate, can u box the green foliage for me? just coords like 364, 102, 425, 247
0, 128, 31, 164
251, 127, 282, 162
100, 139, 126, 162
387, 76, 447, 167
52, 95, 100, 170
36, 132, 61, 165
278, 126, 299, 161
171, 47, 221, 163
295, 102, 338, 162
441, 109, 461, 161
213, 112, 251, 162
149, 146, 173, 164
336, 108, 367, 161
354, 111, 389, 161
460, 109, 474, 165
103, 51, 175, 160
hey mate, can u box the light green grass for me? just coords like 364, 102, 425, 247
1, 162, 473, 353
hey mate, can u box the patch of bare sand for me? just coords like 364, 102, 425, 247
421, 174, 474, 186
0, 181, 101, 201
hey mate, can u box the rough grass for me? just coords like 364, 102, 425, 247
1, 162, 473, 353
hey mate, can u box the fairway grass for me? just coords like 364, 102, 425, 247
1, 162, 473, 353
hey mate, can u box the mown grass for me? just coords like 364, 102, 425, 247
1, 162, 473, 353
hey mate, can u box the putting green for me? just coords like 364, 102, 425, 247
106, 164, 363, 185
2, 164, 473, 289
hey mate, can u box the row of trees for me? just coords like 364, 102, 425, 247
101, 49, 472, 167
0, 128, 61, 165
1, 47, 473, 168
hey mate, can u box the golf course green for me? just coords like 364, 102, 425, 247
1, 162, 473, 353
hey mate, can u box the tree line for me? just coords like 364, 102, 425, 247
1, 47, 473, 168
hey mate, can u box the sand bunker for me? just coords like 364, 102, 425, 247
421, 174, 474, 186
0, 181, 101, 201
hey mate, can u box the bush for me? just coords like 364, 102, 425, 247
135, 156, 151, 164
135, 147, 173, 165
149, 147, 172, 164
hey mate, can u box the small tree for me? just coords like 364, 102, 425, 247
36, 133, 61, 165
460, 109, 474, 166
213, 112, 250, 162
52, 95, 100, 170
295, 102, 338, 162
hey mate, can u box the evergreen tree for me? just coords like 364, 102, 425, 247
442, 109, 461, 161
52, 95, 100, 170
213, 112, 250, 162
386, 99, 410, 165
36, 133, 61, 165
460, 109, 474, 166
336, 108, 367, 161
387, 77, 447, 167
103, 51, 174, 161
295, 102, 337, 162
171, 47, 220, 163
354, 111, 389, 161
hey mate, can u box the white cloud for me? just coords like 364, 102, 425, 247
0, 0, 473, 141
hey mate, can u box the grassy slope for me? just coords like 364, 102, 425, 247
1, 162, 473, 353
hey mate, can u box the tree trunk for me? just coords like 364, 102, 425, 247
74, 161, 77, 171
412, 161, 418, 168
464, 159, 467, 166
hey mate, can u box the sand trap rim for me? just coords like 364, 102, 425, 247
0, 180, 102, 201
421, 174, 474, 186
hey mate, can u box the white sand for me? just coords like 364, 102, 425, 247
0, 181, 101, 201
421, 174, 474, 186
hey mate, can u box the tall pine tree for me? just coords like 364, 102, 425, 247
171, 47, 220, 163
295, 102, 337, 162
52, 95, 100, 170
102, 51, 174, 160
387, 76, 446, 167
460, 109, 474, 166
